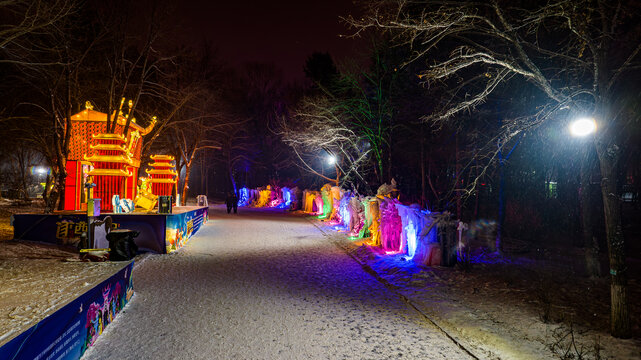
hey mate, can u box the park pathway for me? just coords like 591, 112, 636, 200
82, 205, 472, 360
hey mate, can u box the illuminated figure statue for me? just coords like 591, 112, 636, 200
134, 177, 158, 212
367, 198, 381, 246
320, 184, 333, 219
329, 186, 342, 222
348, 195, 365, 237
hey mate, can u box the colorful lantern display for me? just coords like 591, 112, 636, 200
238, 187, 250, 207
252, 187, 271, 207
279, 187, 293, 209
319, 184, 333, 219
134, 177, 158, 211
303, 191, 318, 214
145, 155, 177, 198
241, 181, 447, 267
358, 197, 372, 239
367, 199, 381, 246
348, 196, 365, 238
66, 101, 156, 211
338, 193, 352, 230
379, 197, 402, 253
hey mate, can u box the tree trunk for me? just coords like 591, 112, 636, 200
181, 163, 192, 206
474, 158, 479, 220
420, 133, 426, 208
455, 133, 461, 219
226, 141, 236, 193
205, 166, 209, 198
580, 150, 601, 278
200, 155, 206, 195
56, 166, 66, 210
596, 141, 630, 338
496, 154, 505, 254
229, 167, 236, 194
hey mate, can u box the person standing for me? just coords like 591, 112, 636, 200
232, 192, 238, 214
225, 192, 234, 214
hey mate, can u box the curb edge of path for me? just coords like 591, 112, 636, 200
306, 217, 482, 360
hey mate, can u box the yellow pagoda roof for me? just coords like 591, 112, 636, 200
150, 154, 175, 161
84, 154, 137, 167
71, 108, 155, 135
149, 178, 178, 184
148, 162, 175, 168
87, 168, 132, 177
145, 168, 178, 176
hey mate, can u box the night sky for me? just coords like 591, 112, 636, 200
175, 0, 365, 82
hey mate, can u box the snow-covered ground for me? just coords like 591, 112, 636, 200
82, 205, 473, 359
0, 241, 129, 346
2, 203, 639, 359
318, 224, 641, 360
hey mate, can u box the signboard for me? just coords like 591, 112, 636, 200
12, 207, 209, 254
13, 214, 166, 254
165, 207, 208, 253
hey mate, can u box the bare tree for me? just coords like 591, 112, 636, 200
0, 0, 77, 62
168, 116, 222, 205
279, 95, 372, 190
349, 0, 641, 337
209, 116, 254, 192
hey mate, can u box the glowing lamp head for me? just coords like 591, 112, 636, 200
569, 117, 597, 137
327, 155, 337, 165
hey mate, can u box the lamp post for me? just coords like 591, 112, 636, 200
570, 116, 601, 278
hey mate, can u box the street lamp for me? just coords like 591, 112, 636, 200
327, 155, 337, 165
569, 117, 597, 137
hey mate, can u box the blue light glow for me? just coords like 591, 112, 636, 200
238, 187, 250, 207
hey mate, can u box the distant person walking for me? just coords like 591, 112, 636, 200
225, 193, 234, 214
232, 192, 238, 214
225, 192, 239, 214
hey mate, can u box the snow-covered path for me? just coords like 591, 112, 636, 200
82, 206, 472, 360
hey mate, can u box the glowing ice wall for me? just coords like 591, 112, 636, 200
367, 199, 381, 246
412, 212, 440, 266
338, 192, 352, 230
253, 189, 271, 207
238, 187, 250, 207
249, 189, 259, 205
348, 196, 365, 237
396, 204, 424, 259
379, 197, 402, 253
279, 187, 292, 209
292, 187, 302, 210
303, 191, 317, 213
319, 184, 333, 218
358, 198, 372, 238
313, 194, 324, 215
329, 186, 342, 222
394, 203, 440, 265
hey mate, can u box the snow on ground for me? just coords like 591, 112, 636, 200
3, 202, 638, 359
0, 240, 130, 346
82, 205, 473, 360
323, 225, 641, 360
0, 199, 44, 241
0, 199, 130, 346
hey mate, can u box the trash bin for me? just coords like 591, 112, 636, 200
106, 229, 139, 261
158, 195, 173, 214
438, 221, 458, 267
